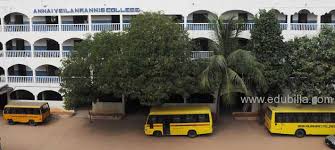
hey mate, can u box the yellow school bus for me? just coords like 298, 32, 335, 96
265, 105, 335, 138
3, 101, 50, 126
144, 106, 213, 138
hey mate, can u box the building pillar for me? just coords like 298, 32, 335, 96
29, 17, 33, 32
58, 15, 62, 31
183, 15, 187, 30
4, 67, 8, 83
317, 15, 321, 30
59, 41, 63, 58
31, 43, 34, 58
88, 15, 92, 31
287, 15, 291, 30
34, 94, 38, 101
1, 17, 5, 32
120, 15, 123, 31
3, 42, 6, 58
33, 69, 36, 83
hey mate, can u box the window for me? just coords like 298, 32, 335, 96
148, 114, 210, 124
275, 113, 335, 123
198, 114, 209, 122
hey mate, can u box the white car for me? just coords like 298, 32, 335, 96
325, 135, 335, 149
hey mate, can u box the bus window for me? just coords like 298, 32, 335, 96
172, 115, 182, 123
3, 108, 9, 114
185, 115, 197, 122
198, 114, 209, 122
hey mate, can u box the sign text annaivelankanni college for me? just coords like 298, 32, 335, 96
33, 8, 141, 14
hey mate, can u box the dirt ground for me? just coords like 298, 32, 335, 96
0, 110, 330, 150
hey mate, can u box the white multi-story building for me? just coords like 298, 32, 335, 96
0, 0, 334, 109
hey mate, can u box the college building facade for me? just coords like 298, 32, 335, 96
0, 0, 334, 109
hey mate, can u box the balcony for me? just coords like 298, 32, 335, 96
32, 24, 59, 32
0, 22, 333, 33
35, 76, 61, 84
191, 51, 214, 59
62, 51, 71, 57
92, 23, 121, 31
8, 76, 34, 83
4, 24, 30, 32
61, 24, 89, 31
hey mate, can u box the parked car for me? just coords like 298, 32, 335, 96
325, 135, 335, 149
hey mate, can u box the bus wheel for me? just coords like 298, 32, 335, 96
295, 129, 305, 138
153, 131, 162, 137
187, 130, 197, 138
28, 120, 37, 126
8, 119, 15, 125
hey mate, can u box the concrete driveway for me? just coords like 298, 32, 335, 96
0, 111, 329, 150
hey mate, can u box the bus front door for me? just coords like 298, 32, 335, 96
163, 120, 170, 135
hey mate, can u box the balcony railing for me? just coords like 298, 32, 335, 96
123, 23, 131, 30
61, 24, 89, 31
291, 23, 317, 30
8, 76, 34, 83
0, 51, 3, 57
0, 22, 330, 32
187, 23, 215, 30
237, 23, 255, 31
34, 50, 60, 58
92, 23, 121, 31
4, 24, 30, 32
6, 50, 31, 57
32, 24, 59, 32
191, 51, 214, 59
36, 76, 61, 84
62, 51, 71, 57
280, 23, 288, 30
321, 23, 335, 29
0, 76, 5, 82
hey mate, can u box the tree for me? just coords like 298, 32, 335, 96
201, 17, 267, 115
250, 9, 291, 96
60, 32, 129, 109
288, 27, 335, 98
125, 12, 196, 105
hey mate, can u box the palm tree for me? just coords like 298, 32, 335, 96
200, 17, 267, 117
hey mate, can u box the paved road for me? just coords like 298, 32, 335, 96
0, 111, 330, 150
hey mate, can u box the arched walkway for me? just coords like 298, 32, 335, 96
3, 12, 30, 32
37, 90, 62, 101
35, 64, 59, 76
62, 38, 83, 51
6, 38, 31, 50
10, 90, 35, 100
192, 37, 214, 51
291, 9, 318, 30
34, 38, 60, 51
4, 12, 29, 25
221, 10, 254, 22
8, 64, 33, 76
